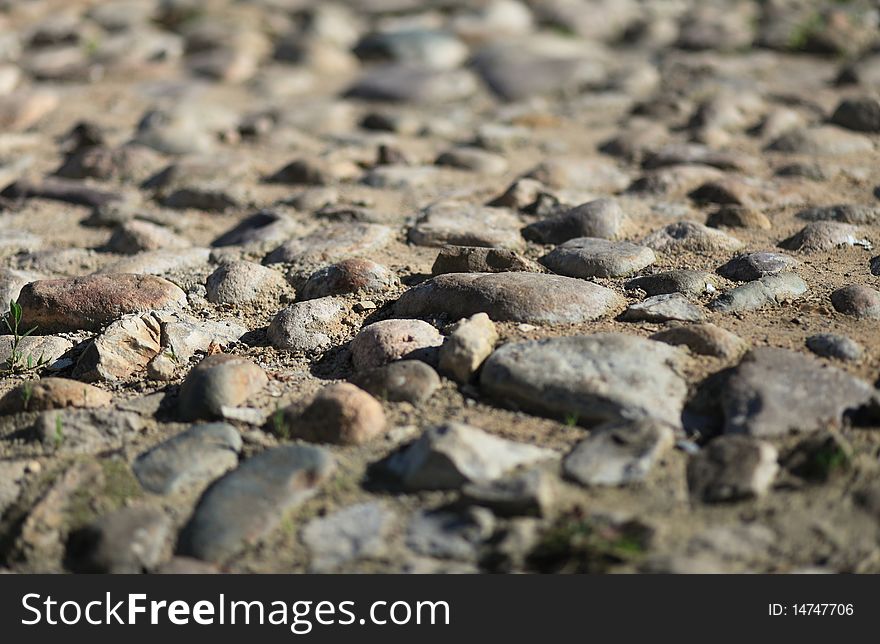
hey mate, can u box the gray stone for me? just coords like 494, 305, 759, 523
829, 97, 880, 133
385, 422, 555, 491
408, 201, 523, 250
461, 468, 558, 517
779, 222, 870, 253
98, 248, 212, 276
406, 508, 493, 561
722, 348, 875, 437
160, 315, 247, 362
480, 333, 687, 427
354, 29, 467, 70
435, 147, 508, 175
643, 221, 743, 253
206, 261, 287, 305
0, 461, 27, 517
540, 238, 655, 278
717, 252, 800, 281
522, 198, 626, 244
73, 314, 162, 382
796, 204, 880, 225
35, 408, 144, 453
264, 223, 393, 266
830, 285, 880, 319
806, 334, 863, 362
0, 335, 73, 371
710, 273, 807, 313
344, 64, 478, 103
178, 354, 268, 421
431, 246, 544, 275
767, 126, 873, 156
687, 436, 778, 503
302, 502, 396, 572
66, 505, 172, 573
299, 259, 397, 301
133, 423, 242, 495
106, 220, 191, 254
349, 360, 440, 404
621, 293, 703, 323
650, 324, 746, 359
267, 298, 347, 353
350, 319, 443, 371
563, 420, 675, 486
625, 270, 719, 297
395, 272, 624, 324
177, 445, 334, 562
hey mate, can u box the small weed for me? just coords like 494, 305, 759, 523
564, 413, 579, 427
3, 300, 48, 375
53, 415, 64, 449
272, 409, 289, 440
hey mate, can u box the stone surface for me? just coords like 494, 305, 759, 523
177, 354, 268, 421
461, 468, 558, 517
721, 348, 874, 437
350, 319, 443, 371
17, 274, 187, 333
396, 272, 624, 324
805, 333, 863, 362
540, 238, 656, 278
563, 420, 675, 486
177, 445, 334, 562
651, 324, 746, 359
779, 222, 870, 253
302, 502, 396, 572
625, 270, 719, 297
431, 246, 544, 275
480, 334, 687, 427
299, 259, 397, 300
830, 285, 880, 319
621, 293, 703, 323
280, 383, 386, 446
796, 204, 880, 225
267, 297, 347, 353
384, 422, 555, 491
687, 436, 779, 503
438, 313, 497, 384
643, 221, 743, 252
34, 408, 144, 454
264, 223, 393, 266
408, 201, 522, 250
205, 261, 288, 305
349, 360, 440, 404
73, 314, 162, 382
522, 198, 626, 243
710, 273, 808, 313
0, 378, 112, 415
106, 220, 190, 254
133, 423, 242, 495
717, 252, 800, 281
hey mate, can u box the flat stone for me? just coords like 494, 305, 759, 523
344, 64, 478, 103
302, 502, 396, 572
405, 508, 493, 562
205, 261, 288, 305
177, 445, 334, 562
65, 505, 172, 573
806, 333, 863, 362
625, 270, 719, 297
35, 408, 144, 454
73, 314, 162, 382
435, 146, 508, 175
687, 436, 778, 503
133, 423, 242, 495
650, 324, 747, 359
480, 333, 687, 427
563, 419, 675, 486
408, 201, 523, 249
265, 157, 359, 186
395, 272, 624, 324
525, 156, 629, 192
779, 221, 870, 253
721, 347, 875, 437
438, 313, 497, 384
279, 383, 386, 446
17, 274, 187, 334
299, 259, 397, 300
522, 198, 627, 243
384, 422, 555, 491
0, 378, 112, 415
706, 205, 772, 230
829, 97, 880, 132
267, 297, 347, 353
643, 221, 743, 253
106, 220, 191, 254
264, 223, 393, 266
540, 237, 655, 278
767, 125, 873, 156
716, 252, 800, 281
212, 210, 300, 248
461, 468, 558, 517
831, 285, 880, 319
796, 204, 880, 225
350, 319, 443, 371
177, 354, 268, 421
0, 461, 27, 517
710, 273, 807, 313
431, 246, 544, 275
98, 248, 212, 276
349, 360, 440, 404
621, 293, 703, 323
160, 314, 247, 362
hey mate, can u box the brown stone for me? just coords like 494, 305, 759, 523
281, 383, 386, 445
0, 378, 112, 415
